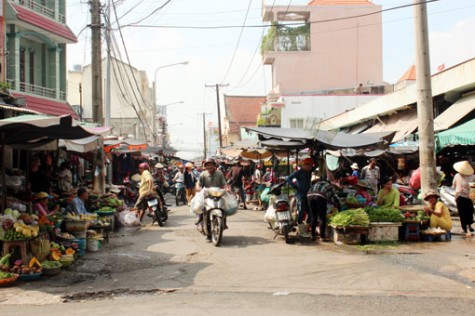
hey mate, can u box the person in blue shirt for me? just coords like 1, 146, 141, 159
351, 163, 360, 178
287, 157, 314, 238
66, 187, 90, 215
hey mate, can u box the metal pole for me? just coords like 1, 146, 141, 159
152, 81, 157, 146
1, 133, 6, 211
414, 0, 437, 196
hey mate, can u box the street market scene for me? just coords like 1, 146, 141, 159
1, 0, 475, 315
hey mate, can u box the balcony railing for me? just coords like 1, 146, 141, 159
7, 79, 67, 101
15, 0, 65, 24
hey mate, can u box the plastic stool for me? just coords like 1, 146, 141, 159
2, 240, 29, 263
404, 222, 420, 241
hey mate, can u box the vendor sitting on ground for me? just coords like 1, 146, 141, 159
423, 189, 452, 231
377, 177, 400, 209
65, 187, 90, 215
33, 192, 59, 217
355, 180, 372, 205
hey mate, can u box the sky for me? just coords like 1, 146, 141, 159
66, 0, 475, 160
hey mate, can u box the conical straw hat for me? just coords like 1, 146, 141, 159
453, 161, 474, 176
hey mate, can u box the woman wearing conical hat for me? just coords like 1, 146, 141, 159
452, 161, 475, 235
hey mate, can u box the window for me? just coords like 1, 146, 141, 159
290, 119, 304, 129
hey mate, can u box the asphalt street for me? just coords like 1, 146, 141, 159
1, 197, 475, 315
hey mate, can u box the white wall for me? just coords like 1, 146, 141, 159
281, 94, 379, 128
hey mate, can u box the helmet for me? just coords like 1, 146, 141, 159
302, 158, 313, 165
204, 158, 216, 166
35, 192, 52, 200
139, 162, 150, 170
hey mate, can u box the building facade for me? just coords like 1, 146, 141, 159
67, 57, 154, 143
4, 0, 77, 116
223, 95, 266, 145
262, 0, 383, 94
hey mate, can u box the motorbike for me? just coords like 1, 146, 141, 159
395, 184, 419, 206
172, 182, 187, 206
201, 188, 228, 246
146, 193, 168, 226
264, 182, 295, 244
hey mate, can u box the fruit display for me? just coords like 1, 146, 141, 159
9, 259, 42, 275
30, 238, 51, 262
41, 261, 62, 269
56, 232, 75, 240
0, 271, 15, 280
64, 213, 98, 221
0, 253, 12, 271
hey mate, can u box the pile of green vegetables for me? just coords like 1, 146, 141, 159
41, 261, 62, 269
0, 271, 14, 279
365, 207, 404, 223
330, 208, 370, 227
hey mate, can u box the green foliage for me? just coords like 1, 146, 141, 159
261, 22, 311, 55
365, 207, 404, 223
330, 208, 370, 227
0, 81, 11, 92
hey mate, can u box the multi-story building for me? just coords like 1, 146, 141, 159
258, 0, 385, 128
4, 0, 78, 116
67, 57, 154, 143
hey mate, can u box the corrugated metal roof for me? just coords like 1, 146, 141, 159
434, 94, 475, 132
363, 109, 418, 142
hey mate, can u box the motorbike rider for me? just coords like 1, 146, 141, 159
196, 158, 227, 235
307, 180, 342, 241
287, 157, 314, 238
227, 158, 247, 210
135, 162, 154, 222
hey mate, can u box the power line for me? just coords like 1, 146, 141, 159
219, 0, 253, 84
230, 0, 277, 90
123, 0, 440, 30
124, 0, 173, 26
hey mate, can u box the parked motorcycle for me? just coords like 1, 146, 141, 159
395, 184, 419, 206
146, 193, 168, 226
201, 188, 228, 246
264, 182, 296, 244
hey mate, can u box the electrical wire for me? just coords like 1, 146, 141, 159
111, 0, 156, 138
123, 0, 440, 30
104, 9, 153, 139
123, 0, 173, 26
229, 0, 277, 91
219, 0, 253, 84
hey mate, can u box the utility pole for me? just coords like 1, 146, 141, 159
90, 0, 105, 193
104, 0, 111, 128
199, 113, 212, 159
90, 0, 103, 125
203, 113, 207, 159
414, 0, 437, 195
205, 83, 228, 148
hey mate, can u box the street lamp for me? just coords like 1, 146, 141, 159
156, 101, 184, 117
152, 61, 188, 146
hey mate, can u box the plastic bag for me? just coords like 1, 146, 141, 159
190, 191, 205, 215
222, 192, 238, 216
409, 168, 421, 190
118, 210, 140, 227
264, 207, 276, 223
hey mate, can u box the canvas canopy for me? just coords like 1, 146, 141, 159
436, 118, 475, 151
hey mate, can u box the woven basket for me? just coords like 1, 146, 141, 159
0, 274, 19, 287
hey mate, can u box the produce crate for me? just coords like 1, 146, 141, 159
368, 222, 402, 242
331, 226, 369, 245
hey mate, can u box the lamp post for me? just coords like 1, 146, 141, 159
153, 61, 189, 146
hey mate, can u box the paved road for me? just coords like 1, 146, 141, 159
1, 200, 475, 315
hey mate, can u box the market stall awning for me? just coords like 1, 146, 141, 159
58, 136, 100, 153
259, 139, 307, 149
363, 109, 418, 142
245, 127, 393, 150
0, 115, 94, 145
436, 118, 475, 150
104, 139, 148, 153
434, 94, 475, 132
